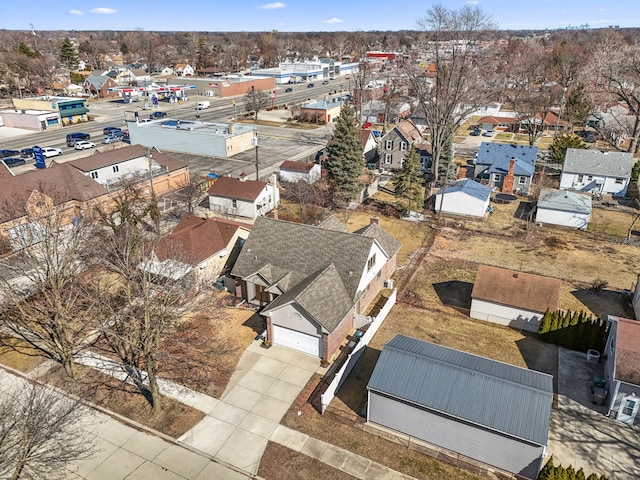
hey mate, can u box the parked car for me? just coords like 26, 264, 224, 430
285, 87, 293, 93
585, 133, 597, 143
0, 149, 20, 158
3, 157, 26, 167
41, 147, 63, 158
20, 147, 35, 158
307, 83, 315, 88
322, 80, 329, 85
102, 136, 121, 144
470, 128, 481, 136
482, 130, 495, 137
362, 122, 372, 129
149, 111, 167, 119
74, 141, 96, 150
103, 126, 122, 135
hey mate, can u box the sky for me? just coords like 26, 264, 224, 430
3, 0, 639, 32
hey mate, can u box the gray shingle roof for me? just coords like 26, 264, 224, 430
318, 215, 349, 233
563, 148, 634, 177
353, 223, 402, 259
476, 142, 538, 177
436, 179, 492, 201
368, 335, 553, 446
537, 188, 592, 214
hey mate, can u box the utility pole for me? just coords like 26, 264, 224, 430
253, 129, 259, 180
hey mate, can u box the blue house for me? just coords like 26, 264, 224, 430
474, 143, 538, 195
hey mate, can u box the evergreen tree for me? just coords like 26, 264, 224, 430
393, 146, 425, 213
326, 103, 364, 207
58, 37, 78, 69
576, 468, 586, 480
586, 474, 599, 480
17, 42, 39, 58
538, 455, 554, 480
120, 43, 129, 55
549, 134, 588, 164
564, 84, 592, 128
538, 310, 551, 334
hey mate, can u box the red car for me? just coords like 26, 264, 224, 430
362, 122, 372, 129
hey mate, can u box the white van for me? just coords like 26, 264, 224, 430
196, 101, 211, 110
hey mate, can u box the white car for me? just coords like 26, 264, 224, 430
74, 141, 96, 150
41, 147, 63, 158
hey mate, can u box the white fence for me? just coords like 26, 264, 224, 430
320, 289, 397, 414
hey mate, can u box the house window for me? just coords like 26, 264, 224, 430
615, 178, 624, 184
385, 140, 393, 150
367, 253, 376, 272
577, 174, 584, 182
400, 157, 405, 168
493, 174, 501, 183
518, 176, 526, 185
90, 171, 99, 179
385, 154, 392, 164
232, 199, 237, 208
400, 142, 407, 151
113, 165, 119, 173
587, 175, 593, 181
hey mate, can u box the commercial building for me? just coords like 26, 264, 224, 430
0, 109, 62, 131
12, 96, 89, 126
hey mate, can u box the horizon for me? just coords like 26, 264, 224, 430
3, 0, 638, 33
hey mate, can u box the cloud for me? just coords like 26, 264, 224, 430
466, 0, 479, 4
69, 9, 83, 15
324, 17, 344, 24
259, 2, 285, 9
90, 7, 118, 14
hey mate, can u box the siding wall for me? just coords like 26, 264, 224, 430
368, 392, 544, 479
536, 208, 590, 230
470, 299, 542, 333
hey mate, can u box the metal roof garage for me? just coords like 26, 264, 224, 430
366, 335, 553, 479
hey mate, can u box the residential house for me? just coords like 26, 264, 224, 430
604, 316, 640, 425
152, 66, 175, 76
559, 148, 634, 197
68, 145, 190, 191
473, 142, 537, 195
535, 188, 592, 230
378, 119, 422, 171
84, 75, 119, 98
207, 174, 279, 219
359, 130, 379, 167
470, 265, 561, 332
434, 179, 492, 218
367, 334, 553, 479
152, 214, 251, 288
230, 216, 401, 362
477, 111, 568, 134
360, 99, 411, 125
279, 161, 321, 184
174, 63, 195, 77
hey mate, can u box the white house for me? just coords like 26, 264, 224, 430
434, 179, 492, 218
174, 63, 195, 77
536, 188, 592, 230
279, 161, 321, 184
470, 265, 561, 333
208, 174, 279, 219
560, 148, 635, 197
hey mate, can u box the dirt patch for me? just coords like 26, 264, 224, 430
258, 442, 357, 480
0, 335, 48, 373
43, 363, 204, 438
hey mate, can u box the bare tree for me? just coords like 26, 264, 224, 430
281, 178, 329, 224
0, 377, 95, 480
408, 3, 497, 184
245, 89, 270, 120
175, 179, 208, 215
0, 194, 96, 378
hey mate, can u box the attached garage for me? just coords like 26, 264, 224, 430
367, 335, 553, 479
272, 325, 322, 357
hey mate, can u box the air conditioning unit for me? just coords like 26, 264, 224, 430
384, 279, 394, 289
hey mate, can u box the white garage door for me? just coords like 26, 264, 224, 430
273, 325, 322, 357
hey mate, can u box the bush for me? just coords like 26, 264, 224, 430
538, 456, 607, 480
591, 278, 609, 292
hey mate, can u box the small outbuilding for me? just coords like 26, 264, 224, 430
279, 160, 321, 184
434, 179, 492, 218
366, 334, 553, 479
535, 188, 592, 230
471, 265, 561, 332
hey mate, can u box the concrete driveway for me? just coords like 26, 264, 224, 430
178, 339, 322, 475
547, 348, 640, 479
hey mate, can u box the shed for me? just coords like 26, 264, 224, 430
470, 265, 561, 332
536, 188, 592, 230
434, 179, 491, 218
279, 160, 321, 184
367, 334, 553, 479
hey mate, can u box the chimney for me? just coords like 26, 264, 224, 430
502, 158, 516, 194
370, 216, 380, 225
273, 208, 279, 220
228, 124, 234, 134
239, 172, 247, 182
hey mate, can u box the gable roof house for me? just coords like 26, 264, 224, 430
174, 63, 195, 77
604, 316, 640, 425
279, 161, 321, 184
434, 179, 492, 218
207, 174, 279, 219
84, 75, 119, 98
535, 188, 592, 230
559, 148, 634, 197
471, 265, 561, 333
151, 214, 251, 288
473, 142, 538, 195
377, 119, 422, 171
367, 334, 553, 479
230, 216, 401, 362
359, 130, 379, 167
